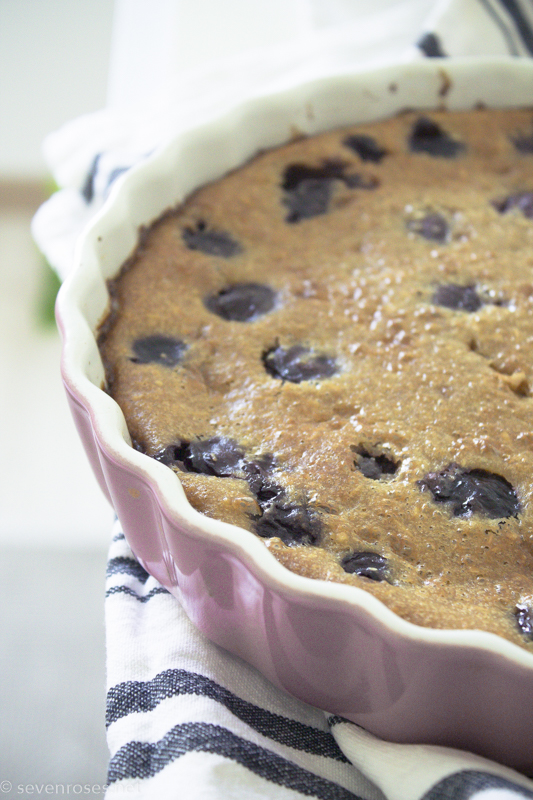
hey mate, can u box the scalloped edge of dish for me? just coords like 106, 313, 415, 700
56, 56, 533, 769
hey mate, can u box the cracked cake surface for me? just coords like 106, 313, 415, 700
98, 107, 533, 650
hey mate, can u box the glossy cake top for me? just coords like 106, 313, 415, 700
99, 108, 533, 650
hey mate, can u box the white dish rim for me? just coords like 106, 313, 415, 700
57, 54, 533, 674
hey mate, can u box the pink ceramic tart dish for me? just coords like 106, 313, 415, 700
56, 58, 533, 773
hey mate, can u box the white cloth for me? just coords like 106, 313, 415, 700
31, 1, 533, 797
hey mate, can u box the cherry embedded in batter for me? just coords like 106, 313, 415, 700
130, 335, 187, 367
155, 436, 245, 476
343, 134, 387, 163
418, 464, 520, 519
407, 212, 449, 242
156, 437, 281, 501
515, 604, 533, 638
353, 448, 399, 480
182, 220, 243, 257
432, 283, 483, 312
341, 551, 389, 581
242, 455, 277, 497
282, 160, 377, 223
492, 192, 533, 219
205, 283, 276, 321
511, 131, 533, 154
408, 117, 465, 158
282, 167, 336, 222
263, 344, 338, 383
252, 495, 321, 546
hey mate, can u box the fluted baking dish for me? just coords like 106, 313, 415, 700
56, 58, 533, 772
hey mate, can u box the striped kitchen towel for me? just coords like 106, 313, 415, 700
104, 520, 533, 800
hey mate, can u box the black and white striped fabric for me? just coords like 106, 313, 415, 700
105, 520, 533, 800
31, 1, 533, 797
416, 0, 533, 59
104, 522, 382, 799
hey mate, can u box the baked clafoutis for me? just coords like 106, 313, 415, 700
98, 108, 533, 651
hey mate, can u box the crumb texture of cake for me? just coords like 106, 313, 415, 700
98, 108, 533, 650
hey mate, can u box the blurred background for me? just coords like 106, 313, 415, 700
0, 0, 116, 786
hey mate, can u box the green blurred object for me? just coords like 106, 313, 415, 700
37, 256, 61, 329
35, 177, 62, 330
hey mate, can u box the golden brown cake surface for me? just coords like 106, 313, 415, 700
99, 108, 533, 650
